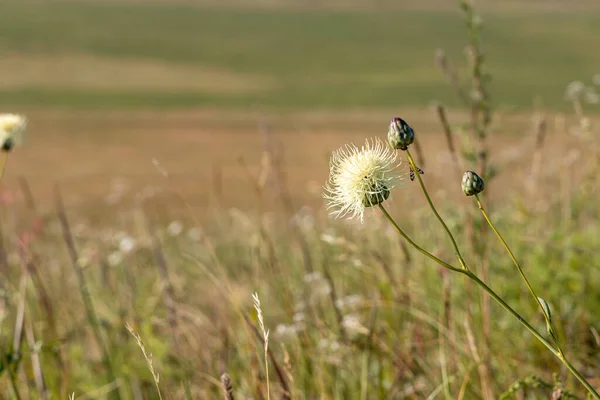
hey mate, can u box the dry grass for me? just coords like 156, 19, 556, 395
3, 108, 596, 213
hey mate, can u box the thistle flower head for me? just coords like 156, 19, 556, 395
388, 117, 415, 150
462, 170, 485, 196
324, 138, 402, 221
0, 114, 26, 152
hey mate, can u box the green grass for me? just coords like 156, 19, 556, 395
0, 2, 599, 110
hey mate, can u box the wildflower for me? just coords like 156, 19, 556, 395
108, 251, 124, 266
387, 117, 415, 150
119, 236, 136, 254
324, 138, 402, 221
0, 114, 26, 152
335, 294, 364, 310
462, 170, 485, 196
585, 87, 599, 105
167, 220, 183, 237
187, 227, 202, 242
565, 81, 585, 101
342, 314, 370, 336
303, 272, 323, 283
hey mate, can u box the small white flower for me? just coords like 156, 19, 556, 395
319, 233, 338, 244
303, 272, 323, 283
342, 314, 370, 336
108, 251, 124, 266
324, 138, 402, 222
119, 236, 136, 254
565, 81, 585, 101
335, 294, 364, 310
167, 220, 183, 237
292, 312, 305, 323
187, 227, 202, 242
585, 87, 599, 105
0, 114, 26, 152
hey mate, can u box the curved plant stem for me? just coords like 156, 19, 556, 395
474, 194, 557, 344
0, 152, 8, 181
405, 149, 469, 270
378, 203, 600, 399
378, 204, 462, 273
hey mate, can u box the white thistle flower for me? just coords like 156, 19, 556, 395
324, 138, 402, 221
0, 114, 26, 152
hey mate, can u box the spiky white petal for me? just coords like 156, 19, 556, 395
324, 138, 402, 222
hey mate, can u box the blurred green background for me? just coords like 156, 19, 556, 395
1, 0, 599, 111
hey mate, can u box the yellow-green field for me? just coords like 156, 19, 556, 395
1, 1, 600, 399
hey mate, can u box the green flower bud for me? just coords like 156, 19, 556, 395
388, 117, 414, 150
361, 184, 390, 208
462, 170, 485, 196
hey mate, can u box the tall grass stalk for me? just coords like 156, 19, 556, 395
252, 292, 270, 400
55, 188, 122, 400
125, 323, 164, 400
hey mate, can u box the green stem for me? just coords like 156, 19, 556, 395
378, 204, 462, 273
475, 194, 600, 398
0, 152, 8, 181
405, 149, 469, 270
378, 204, 600, 399
474, 195, 558, 345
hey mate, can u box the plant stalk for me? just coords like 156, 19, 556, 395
405, 149, 468, 270
378, 204, 600, 399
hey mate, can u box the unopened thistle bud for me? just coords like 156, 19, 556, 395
461, 170, 485, 196
387, 117, 414, 150
0, 114, 26, 152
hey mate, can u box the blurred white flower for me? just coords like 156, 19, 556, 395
312, 281, 331, 300
289, 206, 315, 231
187, 227, 203, 242
303, 272, 323, 283
585, 87, 599, 104
335, 294, 364, 310
292, 312, 305, 324
565, 81, 585, 101
318, 338, 341, 353
319, 233, 338, 244
108, 251, 124, 266
275, 324, 298, 339
324, 138, 402, 222
342, 314, 370, 336
119, 236, 136, 254
0, 114, 26, 152
167, 220, 183, 237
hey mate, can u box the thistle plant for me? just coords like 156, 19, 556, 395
0, 113, 27, 179
323, 118, 600, 399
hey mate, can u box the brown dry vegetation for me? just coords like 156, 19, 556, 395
4, 108, 595, 214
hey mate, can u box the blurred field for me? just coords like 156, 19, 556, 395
1, 1, 599, 111
2, 1, 600, 399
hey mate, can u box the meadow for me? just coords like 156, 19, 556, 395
1, 0, 600, 399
